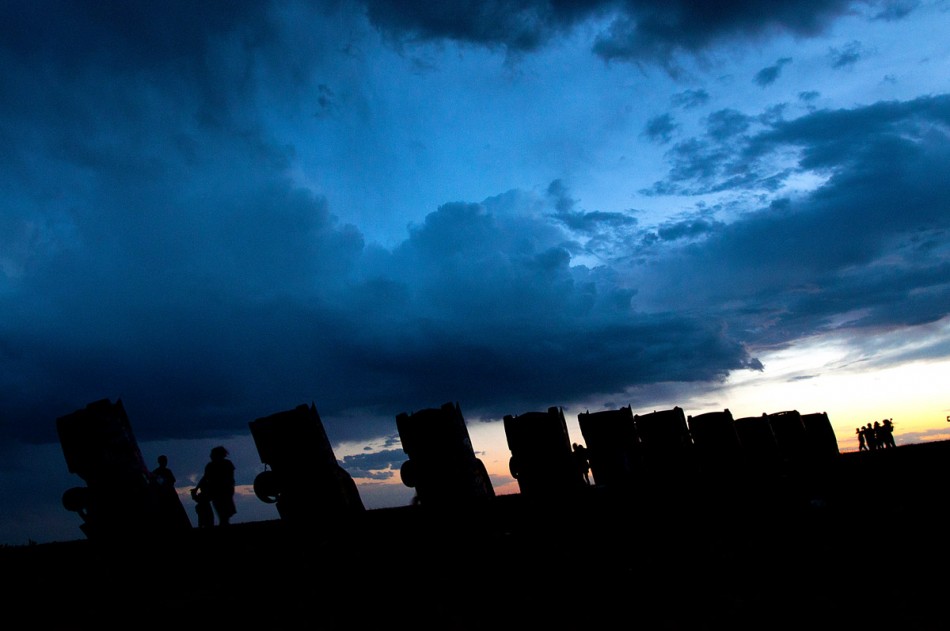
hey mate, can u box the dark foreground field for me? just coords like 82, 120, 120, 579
4, 442, 949, 630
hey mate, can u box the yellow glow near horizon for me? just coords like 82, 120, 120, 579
468, 321, 950, 484
338, 320, 950, 498
712, 324, 950, 452
467, 418, 519, 495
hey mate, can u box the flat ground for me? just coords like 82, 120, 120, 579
4, 443, 948, 630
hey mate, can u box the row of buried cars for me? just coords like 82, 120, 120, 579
56, 398, 840, 541
402, 403, 840, 503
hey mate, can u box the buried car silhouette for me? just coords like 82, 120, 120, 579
504, 406, 587, 497
396, 401, 494, 506
57, 398, 191, 541
248, 403, 364, 524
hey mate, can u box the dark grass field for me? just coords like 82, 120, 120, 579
4, 442, 949, 630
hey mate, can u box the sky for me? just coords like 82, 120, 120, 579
2, 0, 950, 545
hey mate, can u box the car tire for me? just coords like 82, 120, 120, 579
253, 470, 280, 503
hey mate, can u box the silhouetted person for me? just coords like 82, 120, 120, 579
150, 454, 191, 531
857, 427, 868, 452
865, 423, 879, 450
573, 442, 591, 485
194, 446, 236, 526
151, 455, 175, 489
873, 421, 884, 450
191, 486, 215, 528
881, 418, 897, 449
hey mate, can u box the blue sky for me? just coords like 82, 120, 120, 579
2, 0, 950, 545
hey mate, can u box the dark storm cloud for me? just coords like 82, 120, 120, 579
0, 2, 370, 438
0, 0, 372, 445
754, 57, 792, 86
592, 1, 873, 65
338, 195, 757, 422
636, 94, 950, 348
360, 0, 604, 52
0, 1, 268, 66
0, 0, 765, 453
359, 0, 899, 66
1, 0, 941, 461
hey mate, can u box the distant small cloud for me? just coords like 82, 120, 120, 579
340, 448, 403, 480
671, 88, 710, 109
380, 435, 402, 449
656, 217, 724, 242
873, 0, 920, 21
315, 84, 338, 118
828, 41, 865, 69
755, 68, 779, 86
555, 209, 638, 237
643, 113, 677, 144
754, 57, 792, 86
547, 178, 577, 213
758, 104, 788, 126
706, 109, 750, 141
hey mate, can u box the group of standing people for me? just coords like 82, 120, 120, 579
149, 445, 236, 528
856, 418, 896, 451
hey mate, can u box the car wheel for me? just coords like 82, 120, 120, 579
253, 470, 280, 503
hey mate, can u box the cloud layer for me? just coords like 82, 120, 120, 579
1, 0, 946, 456
363, 0, 876, 66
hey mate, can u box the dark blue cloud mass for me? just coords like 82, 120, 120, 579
634, 94, 950, 347
361, 0, 903, 69
0, 0, 945, 458
0, 0, 948, 548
